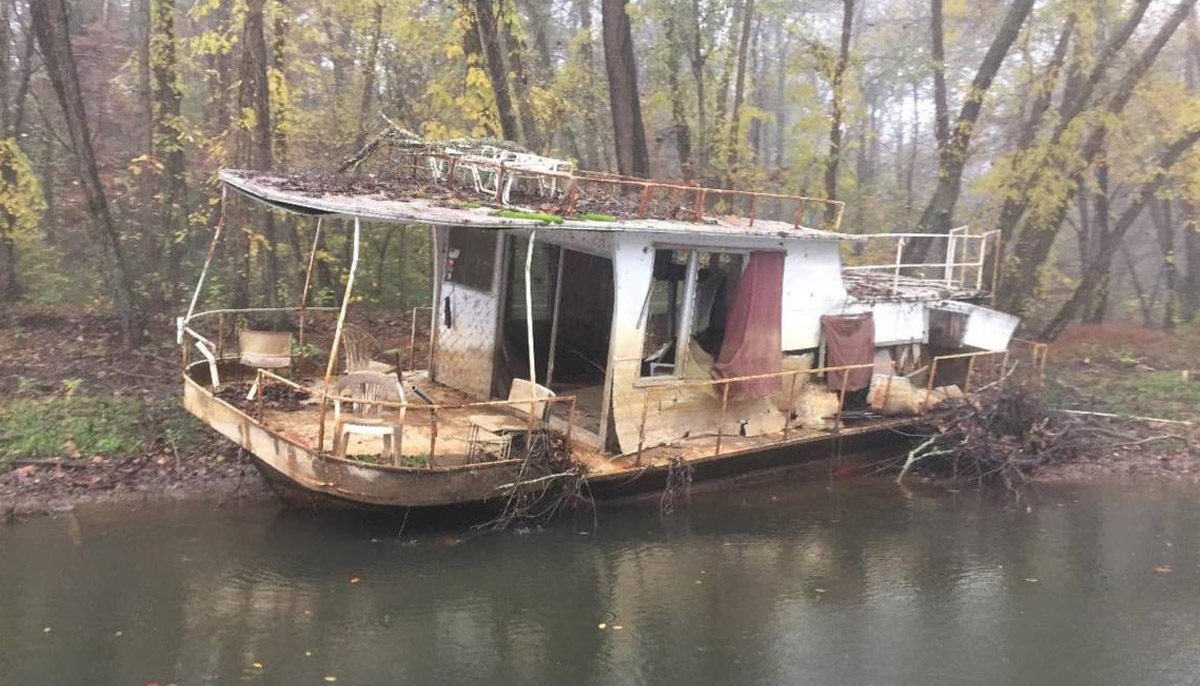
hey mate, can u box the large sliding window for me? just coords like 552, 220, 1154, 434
639, 248, 746, 379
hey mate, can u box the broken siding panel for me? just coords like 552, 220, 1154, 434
431, 226, 504, 400
934, 301, 1019, 352
783, 240, 847, 349
842, 301, 929, 345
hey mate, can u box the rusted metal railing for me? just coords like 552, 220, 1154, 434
251, 368, 578, 469
390, 150, 846, 232
633, 361, 878, 462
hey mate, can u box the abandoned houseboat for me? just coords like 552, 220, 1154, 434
178, 134, 1041, 512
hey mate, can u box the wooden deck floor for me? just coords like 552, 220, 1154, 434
255, 372, 906, 477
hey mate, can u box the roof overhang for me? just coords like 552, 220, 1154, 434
219, 169, 864, 243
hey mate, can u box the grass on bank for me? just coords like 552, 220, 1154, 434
0, 380, 210, 471
1048, 323, 1200, 422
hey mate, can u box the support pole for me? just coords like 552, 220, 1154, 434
317, 218, 361, 455
179, 186, 228, 345
545, 247, 566, 388
299, 217, 323, 348
525, 230, 538, 385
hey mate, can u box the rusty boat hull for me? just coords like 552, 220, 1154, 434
183, 368, 916, 515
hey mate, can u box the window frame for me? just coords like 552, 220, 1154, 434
635, 245, 750, 385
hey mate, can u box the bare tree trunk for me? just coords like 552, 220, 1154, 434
30, 0, 145, 345
500, 0, 542, 151
355, 1, 383, 150
727, 0, 755, 170
1083, 160, 1110, 324
235, 0, 277, 309
930, 0, 948, 151
903, 0, 1035, 265
1150, 197, 1179, 330
823, 0, 853, 225
576, 0, 601, 170
664, 9, 692, 177
1041, 127, 1200, 340
601, 0, 649, 177
689, 0, 709, 172
1001, 0, 1195, 316
150, 0, 188, 306
467, 0, 520, 142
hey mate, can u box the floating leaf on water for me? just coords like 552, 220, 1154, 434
43, 627, 51, 633
1155, 565, 1173, 573
349, 578, 361, 584
305, 651, 313, 657
613, 625, 624, 630
252, 662, 263, 669
597, 622, 607, 629
1024, 578, 1038, 583
324, 677, 337, 682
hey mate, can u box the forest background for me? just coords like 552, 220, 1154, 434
2, 0, 1200, 346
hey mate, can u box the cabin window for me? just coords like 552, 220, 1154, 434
445, 227, 496, 291
640, 248, 746, 379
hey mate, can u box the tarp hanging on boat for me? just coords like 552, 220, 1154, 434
712, 251, 785, 400
821, 313, 875, 392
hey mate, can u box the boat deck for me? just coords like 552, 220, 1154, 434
241, 371, 908, 478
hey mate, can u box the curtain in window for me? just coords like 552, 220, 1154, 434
711, 251, 785, 400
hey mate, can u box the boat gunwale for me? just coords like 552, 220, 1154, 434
182, 368, 526, 476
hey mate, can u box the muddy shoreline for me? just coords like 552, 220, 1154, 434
5, 447, 1196, 520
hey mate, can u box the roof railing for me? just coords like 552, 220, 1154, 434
386, 149, 846, 232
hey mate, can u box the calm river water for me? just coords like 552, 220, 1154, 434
3, 478, 1200, 685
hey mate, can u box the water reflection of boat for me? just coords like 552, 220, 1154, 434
178, 134, 1042, 515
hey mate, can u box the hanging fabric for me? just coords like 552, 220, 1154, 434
712, 251, 785, 400
820, 313, 875, 392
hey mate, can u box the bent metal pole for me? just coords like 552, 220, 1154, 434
178, 185, 228, 344
525, 230, 537, 385
317, 217, 361, 455
298, 217, 324, 347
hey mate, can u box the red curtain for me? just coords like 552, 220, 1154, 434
820, 313, 875, 392
712, 251, 785, 400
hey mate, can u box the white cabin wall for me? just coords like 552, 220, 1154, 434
604, 234, 846, 452
782, 241, 849, 349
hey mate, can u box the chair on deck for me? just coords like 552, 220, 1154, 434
467, 379, 555, 463
331, 371, 407, 463
239, 330, 293, 400
341, 323, 397, 375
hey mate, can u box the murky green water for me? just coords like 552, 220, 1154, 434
2, 478, 1199, 685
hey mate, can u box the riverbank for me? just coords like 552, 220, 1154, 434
2, 312, 1197, 517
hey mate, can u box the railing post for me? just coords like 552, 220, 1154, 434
923, 358, 940, 413
217, 314, 225, 362
525, 394, 537, 461
566, 396, 577, 448
636, 392, 650, 465
893, 237, 906, 290
964, 356, 977, 393
783, 372, 799, 437
835, 370, 849, 432
429, 408, 438, 465
882, 360, 896, 412
944, 233, 956, 285
408, 307, 420, 372
716, 383, 730, 456
256, 370, 265, 422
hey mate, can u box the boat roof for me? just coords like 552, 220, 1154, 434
219, 169, 863, 243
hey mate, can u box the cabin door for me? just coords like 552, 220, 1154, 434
493, 238, 613, 437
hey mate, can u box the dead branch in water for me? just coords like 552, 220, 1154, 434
882, 382, 1111, 490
